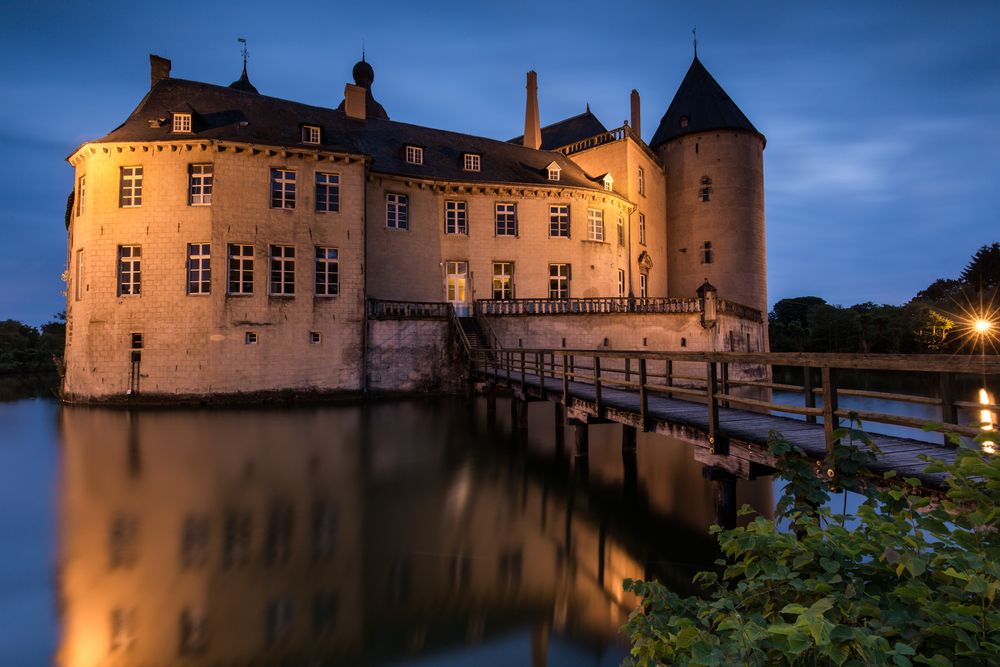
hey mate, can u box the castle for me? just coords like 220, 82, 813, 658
63, 52, 767, 401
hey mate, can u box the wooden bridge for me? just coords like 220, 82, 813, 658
451, 328, 1000, 523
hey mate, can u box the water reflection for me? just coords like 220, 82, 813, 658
56, 398, 772, 666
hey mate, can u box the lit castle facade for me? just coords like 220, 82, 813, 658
63, 53, 767, 401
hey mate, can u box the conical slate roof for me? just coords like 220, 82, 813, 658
649, 57, 762, 149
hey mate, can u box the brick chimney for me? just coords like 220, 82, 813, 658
149, 54, 171, 89
630, 89, 641, 139
523, 70, 541, 150
343, 83, 367, 120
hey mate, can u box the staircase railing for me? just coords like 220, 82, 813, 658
448, 305, 474, 360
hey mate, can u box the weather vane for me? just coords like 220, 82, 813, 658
238, 37, 248, 69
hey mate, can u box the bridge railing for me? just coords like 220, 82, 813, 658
367, 299, 450, 319
472, 348, 1000, 456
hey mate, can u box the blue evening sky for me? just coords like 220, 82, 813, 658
1, 1, 998, 325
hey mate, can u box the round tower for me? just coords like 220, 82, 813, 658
650, 56, 767, 317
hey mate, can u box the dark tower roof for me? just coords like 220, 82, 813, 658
649, 57, 762, 149
508, 108, 608, 150
337, 56, 389, 120
228, 63, 260, 94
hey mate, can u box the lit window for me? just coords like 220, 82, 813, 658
549, 204, 569, 238
179, 607, 208, 655
640, 273, 648, 297
77, 175, 86, 215
315, 247, 339, 297
638, 213, 646, 245
700, 176, 712, 202
187, 243, 211, 295
445, 200, 467, 235
603, 175, 614, 191
302, 125, 321, 144
463, 154, 480, 171
446, 261, 468, 306
173, 113, 192, 133
492, 262, 514, 300
117, 245, 141, 296
315, 173, 340, 213
617, 269, 625, 297
189, 164, 213, 205
269, 245, 295, 296
638, 167, 645, 196
617, 216, 625, 246
495, 202, 517, 236
386, 193, 408, 229
405, 145, 424, 165
110, 607, 136, 652
270, 169, 296, 209
119, 166, 142, 207
245, 332, 258, 345
227, 244, 254, 295
75, 249, 84, 301
310, 331, 322, 344
548, 263, 569, 300
548, 166, 560, 181
701, 241, 713, 264
587, 208, 604, 242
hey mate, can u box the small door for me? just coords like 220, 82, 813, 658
446, 261, 469, 316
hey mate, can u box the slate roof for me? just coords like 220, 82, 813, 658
508, 109, 608, 150
84, 77, 608, 192
649, 57, 763, 149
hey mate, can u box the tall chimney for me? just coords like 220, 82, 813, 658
630, 89, 641, 140
149, 54, 171, 89
523, 70, 541, 150
343, 83, 367, 120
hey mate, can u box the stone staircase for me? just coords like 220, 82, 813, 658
457, 317, 495, 362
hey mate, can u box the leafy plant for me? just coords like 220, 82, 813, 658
622, 423, 1000, 666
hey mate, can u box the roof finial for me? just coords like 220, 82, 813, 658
362, 39, 366, 62
692, 27, 698, 58
238, 37, 248, 72
586, 102, 590, 113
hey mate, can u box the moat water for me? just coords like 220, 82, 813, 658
4, 370, 987, 666
0, 378, 777, 666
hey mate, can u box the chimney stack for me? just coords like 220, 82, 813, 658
523, 70, 541, 150
630, 89, 641, 140
343, 83, 367, 120
149, 54, 171, 89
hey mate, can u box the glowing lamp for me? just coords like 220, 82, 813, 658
975, 319, 993, 334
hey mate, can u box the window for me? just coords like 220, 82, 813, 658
446, 261, 467, 305
638, 166, 645, 196
189, 164, 213, 205
603, 175, 614, 191
310, 331, 322, 345
223, 510, 251, 568
445, 200, 467, 235
617, 216, 625, 246
700, 176, 712, 202
640, 273, 648, 297
266, 598, 293, 645
386, 193, 408, 229
312, 499, 339, 561
680, 116, 689, 128
302, 125, 320, 144
75, 249, 84, 300
548, 165, 560, 181
701, 241, 713, 264
245, 332, 258, 345
179, 608, 207, 655
109, 514, 139, 568
119, 166, 142, 207
492, 262, 514, 300
270, 169, 296, 209
269, 245, 295, 296
77, 175, 86, 215
639, 213, 646, 245
548, 263, 569, 299
618, 269, 625, 298
227, 244, 253, 295
463, 153, 480, 172
549, 204, 569, 238
315, 247, 339, 297
110, 607, 136, 652
131, 333, 143, 349
315, 173, 340, 212
495, 202, 517, 236
587, 209, 604, 242
186, 243, 211, 295
405, 145, 423, 164
173, 113, 192, 133
265, 504, 293, 566
117, 245, 141, 296
181, 515, 210, 569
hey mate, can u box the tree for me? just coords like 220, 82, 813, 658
959, 242, 1000, 291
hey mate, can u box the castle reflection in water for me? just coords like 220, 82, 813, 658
55, 398, 772, 666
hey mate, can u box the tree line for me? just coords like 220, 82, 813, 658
0, 314, 65, 375
769, 242, 999, 354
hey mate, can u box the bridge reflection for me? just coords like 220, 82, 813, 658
55, 399, 772, 666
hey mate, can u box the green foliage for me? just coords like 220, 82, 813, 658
0, 314, 65, 375
622, 425, 1000, 666
959, 242, 1000, 291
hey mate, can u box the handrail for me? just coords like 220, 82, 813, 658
475, 297, 704, 316
448, 305, 473, 360
368, 298, 450, 319
478, 315, 504, 351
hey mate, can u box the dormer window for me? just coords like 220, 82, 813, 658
405, 145, 424, 165
679, 116, 689, 128
601, 174, 614, 191
302, 125, 321, 145
172, 113, 192, 133
463, 153, 481, 172
546, 161, 561, 182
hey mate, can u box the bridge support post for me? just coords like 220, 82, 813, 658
939, 372, 958, 446
512, 398, 529, 441
702, 466, 737, 530
821, 367, 839, 455
706, 362, 728, 455
486, 387, 496, 428
554, 403, 566, 458
573, 419, 589, 457
803, 367, 816, 424
622, 424, 637, 453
